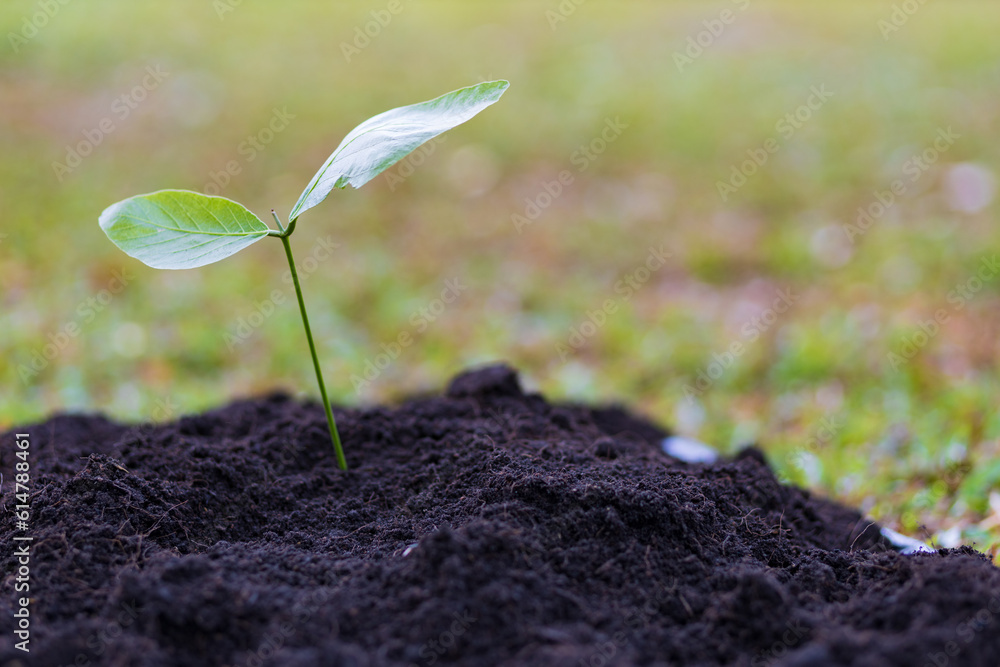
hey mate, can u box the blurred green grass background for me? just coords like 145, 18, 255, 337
2, 2, 999, 556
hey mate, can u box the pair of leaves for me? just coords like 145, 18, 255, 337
99, 80, 509, 270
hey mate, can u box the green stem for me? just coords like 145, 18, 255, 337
277, 220, 347, 470
271, 209, 286, 234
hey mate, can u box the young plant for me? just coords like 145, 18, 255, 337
99, 80, 509, 470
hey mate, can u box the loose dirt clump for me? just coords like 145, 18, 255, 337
2, 365, 998, 666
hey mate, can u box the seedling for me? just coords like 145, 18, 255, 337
99, 80, 509, 470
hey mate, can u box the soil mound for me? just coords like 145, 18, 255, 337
2, 365, 998, 666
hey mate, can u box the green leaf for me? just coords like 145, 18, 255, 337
99, 190, 270, 270
290, 79, 509, 222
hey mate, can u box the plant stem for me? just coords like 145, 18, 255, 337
277, 224, 347, 470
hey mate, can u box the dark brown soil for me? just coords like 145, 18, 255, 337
2, 365, 998, 666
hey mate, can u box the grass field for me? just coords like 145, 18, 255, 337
2, 2, 999, 557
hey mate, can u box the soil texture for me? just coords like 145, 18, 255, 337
2, 365, 998, 666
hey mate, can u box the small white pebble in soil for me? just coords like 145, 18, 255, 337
880, 527, 934, 554
661, 436, 718, 464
